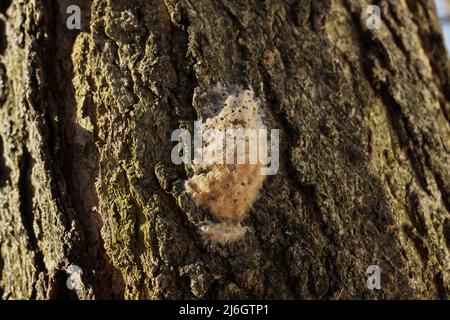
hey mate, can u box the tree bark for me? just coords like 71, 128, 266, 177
0, 0, 449, 299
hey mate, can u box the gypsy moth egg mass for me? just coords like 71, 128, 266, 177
185, 86, 268, 244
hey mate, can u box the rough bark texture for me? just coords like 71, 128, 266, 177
0, 0, 449, 299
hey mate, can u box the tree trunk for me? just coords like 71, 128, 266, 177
0, 0, 449, 300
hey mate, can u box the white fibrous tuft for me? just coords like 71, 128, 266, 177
186, 86, 268, 244
200, 222, 248, 244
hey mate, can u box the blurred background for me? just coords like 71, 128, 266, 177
436, 0, 450, 52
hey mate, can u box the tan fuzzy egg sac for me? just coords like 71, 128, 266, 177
185, 88, 267, 244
